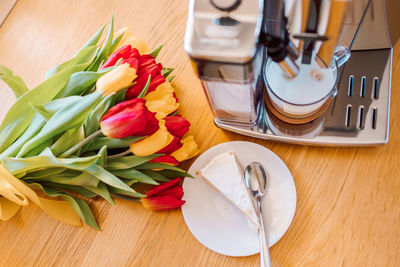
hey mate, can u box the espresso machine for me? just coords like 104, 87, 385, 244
184, 0, 398, 146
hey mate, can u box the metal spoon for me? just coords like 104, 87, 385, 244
244, 162, 271, 267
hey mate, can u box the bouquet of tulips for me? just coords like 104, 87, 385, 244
0, 18, 199, 230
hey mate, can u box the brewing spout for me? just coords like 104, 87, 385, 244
261, 0, 299, 78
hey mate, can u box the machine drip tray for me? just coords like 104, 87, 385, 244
215, 49, 392, 146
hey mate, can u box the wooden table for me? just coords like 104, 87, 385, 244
0, 1, 399, 266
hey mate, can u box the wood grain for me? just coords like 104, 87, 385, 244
0, 0, 399, 266
0, 0, 17, 27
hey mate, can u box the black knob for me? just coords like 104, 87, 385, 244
210, 0, 241, 12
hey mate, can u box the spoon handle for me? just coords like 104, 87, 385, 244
257, 200, 271, 267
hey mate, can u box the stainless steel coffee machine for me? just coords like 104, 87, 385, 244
184, 0, 398, 146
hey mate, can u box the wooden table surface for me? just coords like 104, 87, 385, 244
0, 0, 399, 266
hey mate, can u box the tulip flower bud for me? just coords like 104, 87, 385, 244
100, 98, 159, 138
165, 115, 190, 138
144, 82, 179, 119
102, 45, 141, 69
130, 120, 174, 156
149, 155, 179, 165
141, 54, 156, 64
126, 54, 165, 99
121, 57, 140, 71
96, 63, 137, 96
170, 136, 200, 162
141, 178, 185, 211
157, 135, 183, 155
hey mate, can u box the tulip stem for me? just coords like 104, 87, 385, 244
107, 149, 132, 160
137, 75, 151, 98
59, 129, 103, 158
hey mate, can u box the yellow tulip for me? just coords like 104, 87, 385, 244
171, 135, 200, 162
144, 82, 180, 119
0, 166, 81, 226
130, 120, 174, 156
96, 63, 137, 96
113, 27, 151, 55
144, 82, 174, 101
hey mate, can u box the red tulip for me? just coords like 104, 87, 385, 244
141, 178, 185, 211
172, 92, 179, 102
100, 98, 159, 138
170, 135, 200, 162
164, 115, 190, 138
121, 57, 140, 71
157, 135, 183, 154
141, 54, 156, 67
102, 44, 141, 69
126, 54, 166, 99
150, 155, 179, 165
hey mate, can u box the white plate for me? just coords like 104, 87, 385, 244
181, 141, 297, 257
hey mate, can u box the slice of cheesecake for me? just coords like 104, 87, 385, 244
197, 151, 259, 231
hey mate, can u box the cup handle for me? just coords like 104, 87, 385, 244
333, 46, 351, 68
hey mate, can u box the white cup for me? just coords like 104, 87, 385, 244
264, 46, 350, 123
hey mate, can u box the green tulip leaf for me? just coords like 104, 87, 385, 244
96, 145, 107, 167
135, 162, 188, 173
26, 169, 99, 187
109, 180, 143, 198
149, 45, 163, 59
17, 92, 102, 157
161, 67, 174, 78
55, 67, 113, 99
141, 169, 170, 182
84, 94, 114, 136
83, 136, 144, 152
24, 138, 53, 158
56, 71, 102, 98
28, 182, 100, 230
167, 75, 176, 82
125, 180, 137, 187
39, 181, 98, 199
23, 167, 66, 179
0, 64, 91, 153
45, 46, 98, 79
50, 126, 85, 157
106, 154, 161, 170
111, 168, 159, 185
0, 115, 45, 160
110, 32, 124, 52
137, 75, 151, 98
0, 96, 81, 160
45, 95, 83, 110
157, 169, 193, 178
114, 58, 123, 67
50, 171, 99, 187
169, 110, 179, 116
29, 104, 55, 121
1, 148, 100, 175
113, 85, 130, 104
83, 163, 138, 194
88, 16, 114, 71
14, 171, 26, 179
82, 24, 106, 49
0, 65, 28, 99
58, 129, 103, 158
83, 181, 115, 204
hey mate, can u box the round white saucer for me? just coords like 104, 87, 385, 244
181, 141, 297, 257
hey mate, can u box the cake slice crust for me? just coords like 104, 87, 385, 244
197, 151, 259, 230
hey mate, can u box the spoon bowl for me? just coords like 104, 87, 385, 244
244, 162, 269, 200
